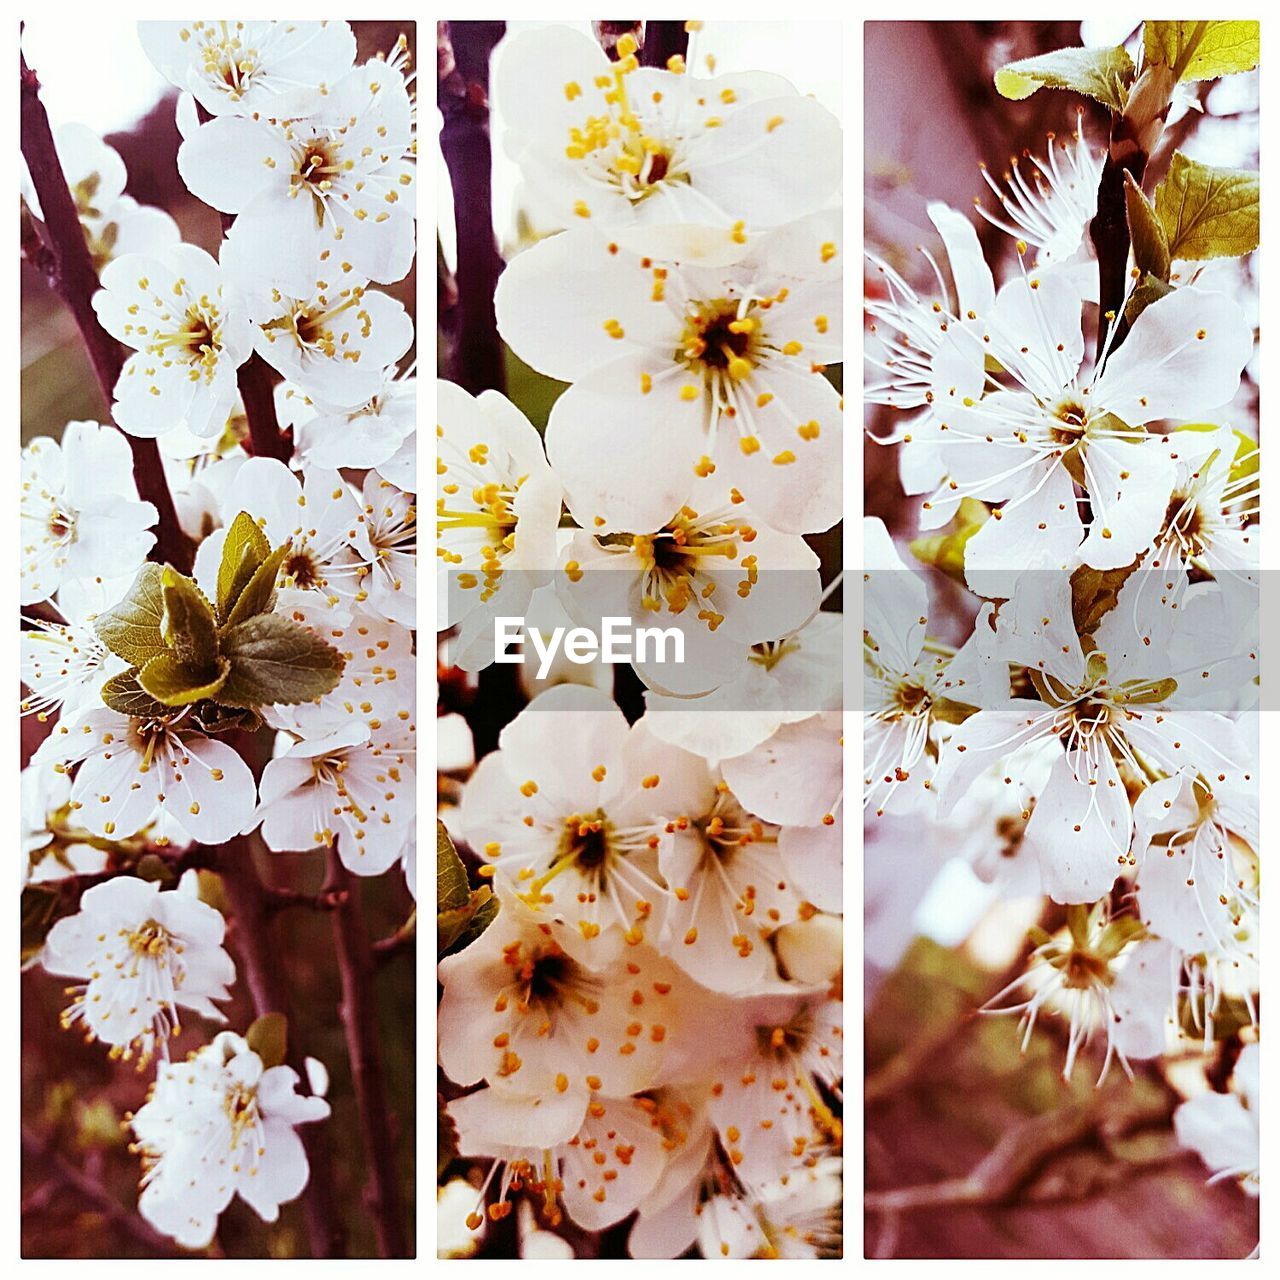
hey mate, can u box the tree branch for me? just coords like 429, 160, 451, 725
214, 833, 346, 1258
437, 21, 507, 395
326, 851, 409, 1256
639, 21, 690, 68
20, 51, 191, 573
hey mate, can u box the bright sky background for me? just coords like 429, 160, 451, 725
436, 20, 844, 270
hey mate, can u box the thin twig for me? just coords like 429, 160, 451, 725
20, 51, 191, 573
326, 851, 409, 1256
437, 20, 507, 395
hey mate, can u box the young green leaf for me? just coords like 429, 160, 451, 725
245, 1012, 288, 1070
137, 653, 231, 707
218, 613, 345, 708
101, 669, 174, 720
1144, 20, 1259, 83
1155, 153, 1259, 261
909, 497, 989, 587
95, 563, 169, 667
223, 541, 291, 630
437, 820, 470, 913
994, 44, 1134, 111
161, 567, 219, 670
217, 511, 271, 623
1123, 172, 1170, 282
1124, 272, 1175, 327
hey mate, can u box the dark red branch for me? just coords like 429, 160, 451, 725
437, 21, 507, 395
640, 21, 690, 68
215, 834, 346, 1258
326, 852, 409, 1257
20, 52, 191, 573
237, 352, 293, 462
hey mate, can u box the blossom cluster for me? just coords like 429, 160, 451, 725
865, 22, 1259, 1202
21, 19, 416, 1251
437, 24, 843, 1258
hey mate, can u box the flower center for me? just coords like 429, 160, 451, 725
1164, 490, 1207, 552
681, 299, 760, 381
126, 919, 172, 958
1050, 397, 1088, 444
283, 546, 325, 590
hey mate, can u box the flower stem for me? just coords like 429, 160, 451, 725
237, 352, 293, 462
20, 52, 192, 573
325, 851, 410, 1257
437, 20, 507, 395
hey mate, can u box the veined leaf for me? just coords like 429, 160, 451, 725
101, 669, 173, 720
994, 44, 1134, 111
218, 613, 344, 708
1155, 153, 1259, 261
161, 567, 219, 670
217, 511, 271, 623
137, 653, 231, 707
1124, 272, 1175, 327
437, 820, 469, 912
95, 563, 168, 667
223, 541, 291, 630
1144, 20, 1259, 83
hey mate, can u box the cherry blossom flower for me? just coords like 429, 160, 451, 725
139, 20, 357, 118
436, 379, 562, 672
20, 422, 157, 604
493, 25, 841, 259
22, 123, 180, 271
932, 572, 1255, 903
42, 707, 257, 845
860, 516, 1002, 817
21, 576, 129, 723
21, 765, 107, 887
284, 364, 416, 473
93, 244, 253, 439
983, 905, 1176, 1083
42, 873, 234, 1063
705, 992, 843, 1187
974, 116, 1103, 272
557, 483, 821, 695
437, 882, 711, 1102
178, 47, 415, 292
459, 684, 695, 956
1174, 1042, 1259, 1195
447, 1085, 669, 1233
345, 470, 416, 627
131, 1030, 331, 1248
919, 278, 1253, 594
642, 608, 843, 764
497, 213, 842, 536
255, 719, 415, 876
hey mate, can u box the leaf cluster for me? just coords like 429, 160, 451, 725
95, 512, 344, 731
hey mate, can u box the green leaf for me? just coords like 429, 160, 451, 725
95, 563, 168, 667
218, 613, 344, 708
160, 567, 219, 670
909, 497, 989, 587
994, 44, 1134, 111
1154, 153, 1259, 261
217, 511, 271, 624
100, 669, 172, 719
223, 541, 291, 630
137, 653, 231, 707
1070, 562, 1137, 637
1124, 272, 1175, 327
437, 820, 469, 912
439, 887, 499, 957
1144, 20, 1259, 83
245, 1012, 288, 1069
1123, 172, 1170, 281
437, 821, 501, 956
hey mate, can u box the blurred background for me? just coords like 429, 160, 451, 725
864, 20, 1258, 1259
20, 20, 417, 1258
